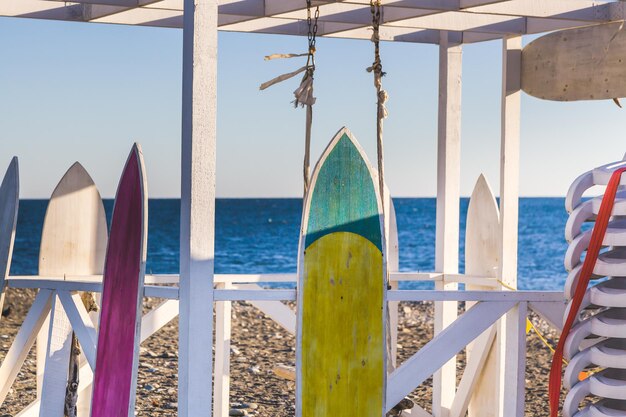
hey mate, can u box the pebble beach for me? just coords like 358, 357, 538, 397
0, 288, 559, 416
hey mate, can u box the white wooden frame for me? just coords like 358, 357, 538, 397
1, 274, 564, 417
0, 0, 624, 45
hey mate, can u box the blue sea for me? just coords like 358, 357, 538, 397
10, 198, 568, 291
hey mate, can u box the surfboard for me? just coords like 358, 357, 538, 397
296, 127, 387, 417
521, 22, 626, 101
91, 144, 147, 417
465, 174, 500, 417
38, 162, 108, 417
0, 157, 19, 314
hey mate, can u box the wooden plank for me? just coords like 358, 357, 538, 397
387, 290, 563, 302
496, 35, 521, 417
38, 294, 72, 417
0, 157, 19, 320
465, 174, 501, 417
434, 31, 462, 417
387, 189, 400, 370
36, 161, 107, 412
0, 290, 53, 405
56, 291, 97, 369
214, 282, 231, 417
296, 127, 387, 417
233, 284, 295, 334
449, 326, 497, 417
529, 301, 565, 331
500, 302, 527, 417
521, 22, 626, 101
91, 144, 147, 417
179, 0, 218, 414
386, 301, 516, 411
15, 298, 180, 416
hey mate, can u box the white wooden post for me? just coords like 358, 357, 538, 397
503, 302, 527, 417
214, 282, 232, 417
496, 35, 522, 417
433, 30, 462, 417
179, 0, 218, 415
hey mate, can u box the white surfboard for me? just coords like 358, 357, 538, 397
465, 174, 501, 417
38, 162, 107, 417
0, 157, 19, 317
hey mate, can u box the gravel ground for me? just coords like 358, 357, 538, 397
0, 289, 561, 416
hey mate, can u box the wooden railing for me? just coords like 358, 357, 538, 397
1, 273, 565, 417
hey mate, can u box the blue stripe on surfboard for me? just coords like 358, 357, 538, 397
305, 133, 382, 251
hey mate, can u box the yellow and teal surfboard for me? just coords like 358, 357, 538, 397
296, 127, 387, 417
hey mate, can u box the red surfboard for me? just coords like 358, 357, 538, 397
91, 144, 147, 417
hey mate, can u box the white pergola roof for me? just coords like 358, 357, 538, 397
2, 0, 625, 44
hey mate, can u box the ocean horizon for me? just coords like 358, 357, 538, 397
11, 197, 570, 291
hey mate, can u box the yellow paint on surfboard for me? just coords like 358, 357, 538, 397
302, 231, 384, 417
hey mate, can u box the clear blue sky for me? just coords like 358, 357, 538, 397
1, 17, 625, 199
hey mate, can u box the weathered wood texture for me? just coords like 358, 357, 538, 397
297, 128, 386, 417
434, 32, 462, 417
37, 162, 107, 417
179, 0, 218, 414
0, 157, 19, 311
465, 175, 501, 417
497, 35, 523, 417
91, 144, 147, 417
522, 22, 626, 101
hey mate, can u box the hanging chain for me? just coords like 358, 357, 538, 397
369, 0, 388, 218
306, 0, 320, 72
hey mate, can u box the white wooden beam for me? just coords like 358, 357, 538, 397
433, 30, 461, 417
500, 302, 527, 417
214, 283, 232, 417
178, 0, 218, 415
386, 301, 516, 412
38, 294, 72, 417
495, 34, 521, 417
449, 326, 497, 417
0, 290, 53, 405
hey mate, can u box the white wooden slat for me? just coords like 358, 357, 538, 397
0, 290, 53, 405
56, 291, 97, 369
178, 0, 218, 414
449, 325, 497, 417
496, 34, 521, 417
233, 284, 295, 334
465, 174, 501, 417
9, 272, 498, 284
2, 0, 622, 42
529, 301, 565, 331
214, 283, 232, 417
8, 279, 178, 299
39, 294, 73, 417
501, 302, 527, 417
17, 297, 182, 415
214, 289, 296, 301
386, 301, 516, 412
387, 290, 563, 302
139, 299, 180, 341
433, 31, 461, 417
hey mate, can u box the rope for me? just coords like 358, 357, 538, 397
260, 0, 319, 196
367, 0, 388, 213
65, 292, 98, 417
549, 167, 626, 417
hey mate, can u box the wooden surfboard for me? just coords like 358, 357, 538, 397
465, 174, 500, 417
91, 144, 147, 417
0, 157, 19, 313
38, 162, 108, 417
522, 22, 626, 101
296, 127, 387, 417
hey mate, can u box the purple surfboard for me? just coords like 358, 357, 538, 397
91, 144, 147, 417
